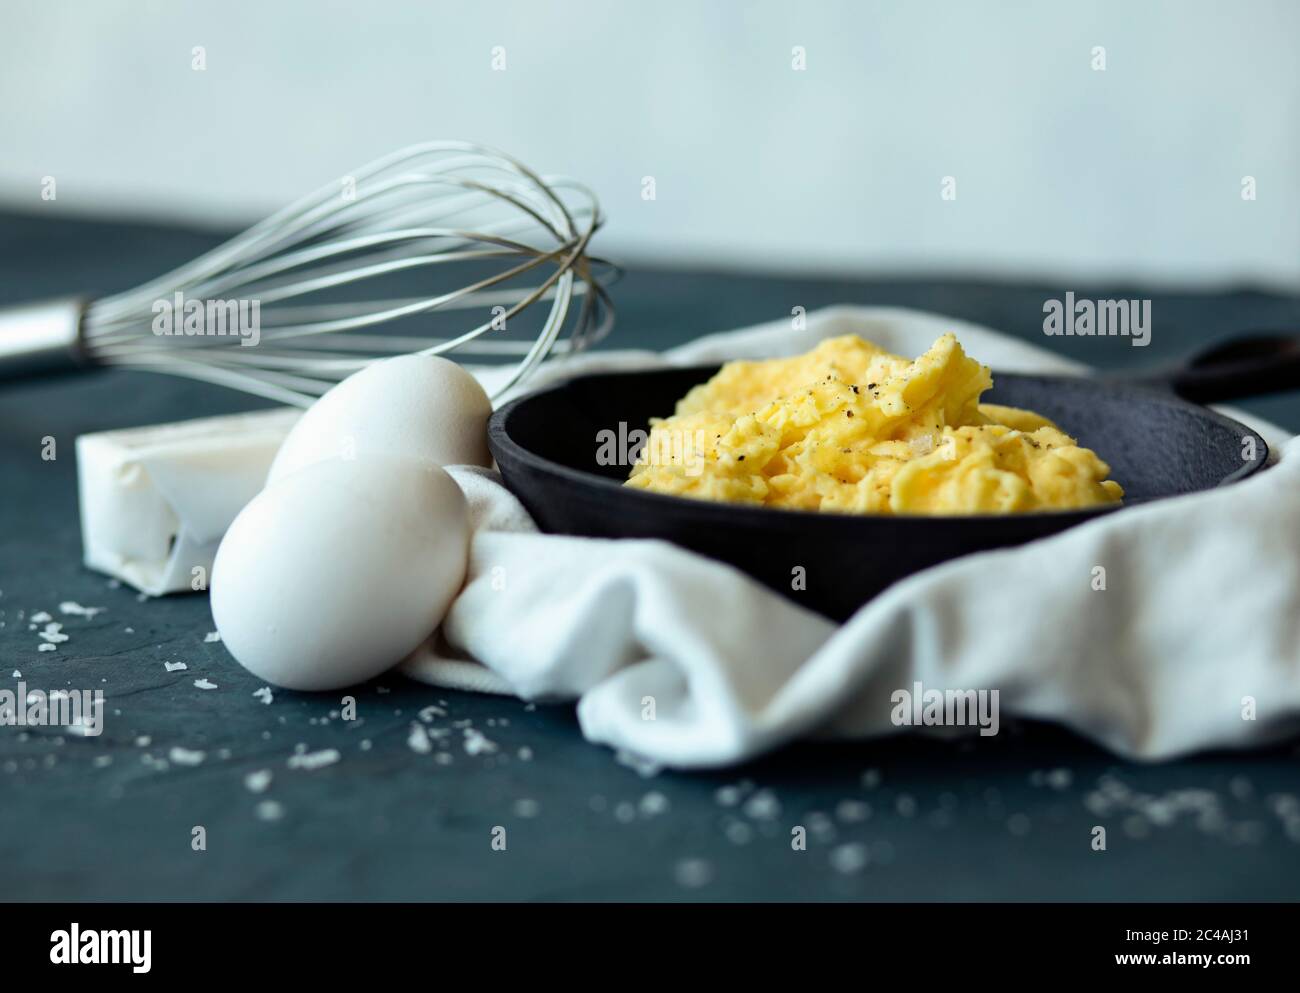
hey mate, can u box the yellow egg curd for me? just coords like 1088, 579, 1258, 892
624, 333, 1123, 515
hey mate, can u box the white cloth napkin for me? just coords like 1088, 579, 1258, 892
402, 306, 1300, 768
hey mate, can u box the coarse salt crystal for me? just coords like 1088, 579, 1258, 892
168, 747, 206, 767
674, 858, 714, 889
806, 811, 837, 841
287, 748, 340, 771
724, 820, 754, 845
1046, 768, 1073, 790
59, 601, 105, 619
408, 723, 433, 754
829, 843, 870, 874
743, 789, 781, 821
639, 791, 670, 817
715, 785, 745, 807
835, 799, 872, 823
39, 622, 68, 643
463, 728, 498, 756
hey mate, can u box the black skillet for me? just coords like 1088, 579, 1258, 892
489, 334, 1300, 621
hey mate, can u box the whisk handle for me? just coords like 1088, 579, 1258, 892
0, 298, 89, 379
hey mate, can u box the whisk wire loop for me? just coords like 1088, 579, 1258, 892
76, 141, 615, 405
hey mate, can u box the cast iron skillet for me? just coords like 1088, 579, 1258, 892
489, 334, 1300, 621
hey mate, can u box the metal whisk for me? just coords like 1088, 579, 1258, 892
0, 140, 614, 406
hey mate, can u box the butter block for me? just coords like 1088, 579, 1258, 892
77, 408, 300, 595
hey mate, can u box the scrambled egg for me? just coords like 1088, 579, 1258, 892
624, 333, 1123, 515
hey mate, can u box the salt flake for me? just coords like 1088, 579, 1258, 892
168, 747, 206, 767
408, 723, 433, 754
59, 601, 105, 619
463, 728, 498, 756
287, 748, 340, 771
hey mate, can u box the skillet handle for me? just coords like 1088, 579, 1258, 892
1126, 333, 1300, 404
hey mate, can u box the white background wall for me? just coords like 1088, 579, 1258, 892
2, 0, 1297, 287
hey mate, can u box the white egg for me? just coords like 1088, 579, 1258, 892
268, 354, 492, 484
211, 454, 469, 691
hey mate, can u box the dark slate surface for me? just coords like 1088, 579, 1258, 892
2, 211, 1299, 902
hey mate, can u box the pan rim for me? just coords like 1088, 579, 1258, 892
488, 363, 1272, 527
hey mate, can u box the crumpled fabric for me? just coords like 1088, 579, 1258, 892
402, 306, 1299, 768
